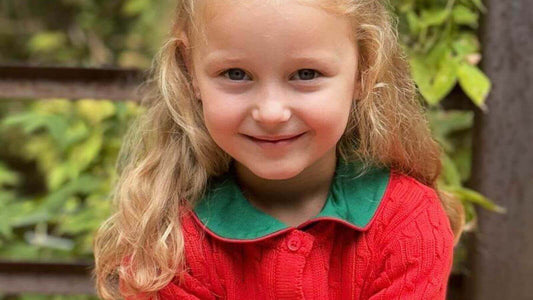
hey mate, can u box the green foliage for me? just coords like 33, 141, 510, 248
393, 1, 503, 275
394, 0, 491, 108
0, 162, 22, 239
457, 63, 491, 109
0, 99, 143, 261
0, 0, 174, 67
428, 109, 506, 215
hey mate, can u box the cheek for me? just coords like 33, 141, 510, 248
201, 95, 244, 141
299, 90, 352, 136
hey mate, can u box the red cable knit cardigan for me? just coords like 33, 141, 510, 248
122, 161, 455, 300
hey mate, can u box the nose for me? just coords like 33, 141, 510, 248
251, 91, 291, 124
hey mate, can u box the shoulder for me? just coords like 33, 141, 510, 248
180, 209, 215, 255
180, 209, 214, 265
363, 172, 456, 298
178, 210, 226, 293
371, 171, 454, 246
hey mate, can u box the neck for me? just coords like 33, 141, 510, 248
233, 150, 337, 225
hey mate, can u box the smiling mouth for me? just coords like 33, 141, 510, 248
245, 132, 306, 143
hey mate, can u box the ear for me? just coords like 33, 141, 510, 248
177, 32, 201, 99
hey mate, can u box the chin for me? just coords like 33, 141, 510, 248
248, 163, 304, 181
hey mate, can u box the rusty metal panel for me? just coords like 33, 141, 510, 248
0, 260, 95, 295
0, 65, 144, 101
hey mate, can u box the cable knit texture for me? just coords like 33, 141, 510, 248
123, 171, 455, 300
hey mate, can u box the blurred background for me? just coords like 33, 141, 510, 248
0, 0, 531, 299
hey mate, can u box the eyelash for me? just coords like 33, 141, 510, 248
220, 68, 322, 81
221, 69, 250, 81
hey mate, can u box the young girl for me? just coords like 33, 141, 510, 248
93, 0, 465, 299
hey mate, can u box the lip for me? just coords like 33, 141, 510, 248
242, 132, 306, 149
248, 133, 305, 142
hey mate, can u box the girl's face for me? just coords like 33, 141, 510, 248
190, 0, 359, 180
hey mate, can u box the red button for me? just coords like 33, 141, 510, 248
287, 237, 301, 251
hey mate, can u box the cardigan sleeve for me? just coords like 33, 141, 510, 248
365, 189, 455, 300
119, 253, 217, 300
157, 273, 218, 300
120, 272, 218, 300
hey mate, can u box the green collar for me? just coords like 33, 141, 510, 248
193, 159, 391, 242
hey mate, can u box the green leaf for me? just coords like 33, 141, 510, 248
430, 58, 458, 103
114, 101, 129, 122
63, 120, 90, 148
1, 112, 70, 149
410, 49, 458, 105
429, 110, 474, 136
410, 55, 434, 102
462, 202, 477, 228
457, 63, 491, 109
41, 175, 102, 215
446, 186, 507, 213
420, 8, 451, 27
0, 196, 15, 238
441, 153, 462, 187
6, 196, 49, 228
0, 162, 20, 186
397, 1, 414, 13
472, 0, 487, 13
452, 33, 480, 57
122, 0, 151, 16
0, 241, 40, 260
10, 210, 51, 227
28, 32, 67, 54
68, 128, 104, 176
57, 209, 98, 235
34, 99, 72, 115
406, 11, 421, 35
452, 5, 479, 27
24, 136, 60, 173
428, 109, 474, 156
76, 99, 116, 125
2, 112, 39, 129
48, 163, 72, 191
425, 39, 450, 66
451, 139, 473, 181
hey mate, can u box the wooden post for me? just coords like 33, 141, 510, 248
465, 0, 533, 298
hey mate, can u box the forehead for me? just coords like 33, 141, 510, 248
191, 0, 355, 58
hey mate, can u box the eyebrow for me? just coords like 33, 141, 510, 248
290, 55, 340, 66
204, 52, 246, 65
204, 51, 341, 67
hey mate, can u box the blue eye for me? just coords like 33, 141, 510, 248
293, 69, 320, 80
222, 68, 250, 81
